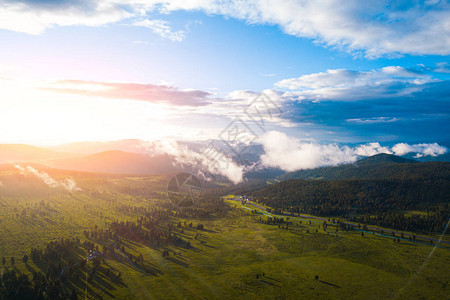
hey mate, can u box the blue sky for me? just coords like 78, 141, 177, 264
0, 1, 449, 165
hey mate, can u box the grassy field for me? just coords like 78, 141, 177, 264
0, 167, 448, 299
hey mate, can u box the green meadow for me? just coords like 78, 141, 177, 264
0, 169, 448, 299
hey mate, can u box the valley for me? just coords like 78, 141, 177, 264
0, 164, 448, 299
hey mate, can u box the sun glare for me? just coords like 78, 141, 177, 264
0, 78, 176, 146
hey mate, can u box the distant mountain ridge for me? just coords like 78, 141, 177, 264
48, 139, 148, 155
279, 154, 448, 181
46, 150, 178, 175
356, 153, 417, 165
0, 144, 75, 163
1, 144, 448, 180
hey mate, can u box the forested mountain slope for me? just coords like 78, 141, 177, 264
251, 155, 449, 233
279, 154, 449, 181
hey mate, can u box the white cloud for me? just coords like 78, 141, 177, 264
256, 131, 447, 172
142, 140, 244, 184
434, 62, 450, 73
1, 1, 448, 56
277, 69, 359, 90
275, 66, 436, 101
257, 131, 356, 171
392, 143, 418, 156
346, 117, 399, 124
150, 1, 450, 56
134, 19, 185, 42
14, 164, 81, 191
275, 66, 432, 90
353, 142, 392, 157
392, 142, 447, 157
62, 178, 81, 191
0, 1, 130, 35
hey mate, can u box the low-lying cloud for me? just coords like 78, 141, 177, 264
392, 143, 447, 158
14, 165, 81, 191
257, 131, 355, 172
142, 140, 244, 184
257, 131, 447, 172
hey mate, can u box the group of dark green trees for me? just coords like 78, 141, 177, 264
252, 178, 449, 233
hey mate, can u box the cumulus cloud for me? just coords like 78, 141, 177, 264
256, 131, 447, 172
277, 67, 431, 90
41, 80, 212, 106
353, 143, 392, 157
275, 66, 436, 101
271, 66, 450, 142
141, 140, 244, 184
257, 131, 356, 171
204, 0, 450, 57
14, 165, 81, 191
0, 1, 449, 56
0, 1, 130, 35
392, 142, 447, 157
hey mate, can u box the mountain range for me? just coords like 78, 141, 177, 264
1, 143, 449, 181
278, 153, 449, 181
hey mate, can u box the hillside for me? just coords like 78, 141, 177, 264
279, 154, 449, 181
46, 150, 178, 175
249, 157, 450, 233
0, 155, 448, 299
0, 144, 75, 163
356, 153, 417, 165
253, 177, 449, 213
0, 167, 448, 299
252, 177, 449, 232
48, 139, 149, 154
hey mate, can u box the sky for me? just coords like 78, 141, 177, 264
0, 0, 449, 163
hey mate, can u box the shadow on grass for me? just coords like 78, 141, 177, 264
89, 272, 123, 299
91, 272, 124, 298
141, 261, 163, 276
25, 263, 36, 274
319, 280, 341, 288
120, 239, 141, 250
32, 247, 85, 274
108, 251, 162, 277
43, 217, 58, 225
12, 266, 21, 275
166, 256, 189, 268
67, 267, 127, 299
265, 276, 281, 282
200, 228, 218, 234
260, 279, 279, 287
